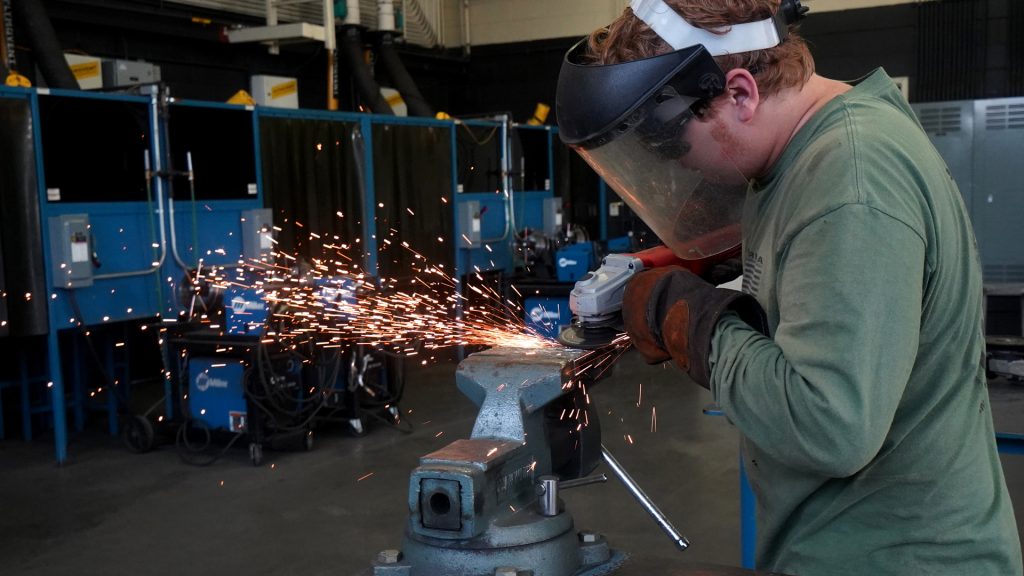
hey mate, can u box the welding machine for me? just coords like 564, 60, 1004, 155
166, 271, 406, 465
509, 214, 600, 341
554, 241, 596, 283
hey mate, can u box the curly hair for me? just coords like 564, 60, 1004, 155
587, 0, 814, 97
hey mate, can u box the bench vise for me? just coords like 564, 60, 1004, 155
370, 346, 626, 576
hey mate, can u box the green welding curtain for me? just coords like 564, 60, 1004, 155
456, 123, 502, 193
372, 123, 454, 281
555, 138, 601, 238
259, 117, 363, 265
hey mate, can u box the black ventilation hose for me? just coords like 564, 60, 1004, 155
340, 26, 393, 115
0, 99, 48, 335
12, 0, 78, 89
377, 33, 434, 117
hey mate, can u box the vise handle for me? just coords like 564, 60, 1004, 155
536, 473, 609, 517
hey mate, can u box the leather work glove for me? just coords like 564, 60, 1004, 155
622, 266, 768, 389
704, 257, 743, 286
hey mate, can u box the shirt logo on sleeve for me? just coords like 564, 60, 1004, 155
743, 250, 764, 297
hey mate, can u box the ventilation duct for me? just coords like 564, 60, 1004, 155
11, 0, 78, 89
377, 32, 434, 117
341, 26, 393, 114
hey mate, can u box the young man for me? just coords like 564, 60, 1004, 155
556, 1, 1022, 574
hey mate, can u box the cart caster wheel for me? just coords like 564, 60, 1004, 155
249, 443, 264, 466
387, 406, 401, 425
122, 415, 155, 454
347, 417, 367, 437
304, 430, 315, 451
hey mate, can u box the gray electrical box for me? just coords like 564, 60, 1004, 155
48, 214, 93, 288
911, 101, 974, 209
913, 97, 1024, 284
102, 59, 161, 88
457, 201, 481, 248
542, 197, 564, 235
972, 98, 1024, 283
241, 209, 274, 261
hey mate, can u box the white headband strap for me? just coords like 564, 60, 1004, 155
630, 0, 782, 55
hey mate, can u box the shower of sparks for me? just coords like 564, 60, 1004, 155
179, 223, 578, 355
168, 214, 634, 439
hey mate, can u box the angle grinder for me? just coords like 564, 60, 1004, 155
557, 238, 741, 350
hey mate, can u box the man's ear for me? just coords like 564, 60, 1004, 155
724, 69, 760, 123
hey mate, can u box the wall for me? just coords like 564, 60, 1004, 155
453, 0, 1022, 122
463, 0, 620, 46
458, 0, 934, 47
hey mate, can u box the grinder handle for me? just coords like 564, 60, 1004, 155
631, 224, 742, 279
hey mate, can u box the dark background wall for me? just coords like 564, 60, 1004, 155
15, 0, 468, 111
11, 0, 1024, 118
458, 0, 1024, 122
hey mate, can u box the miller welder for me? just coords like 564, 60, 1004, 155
509, 198, 600, 340
164, 267, 405, 466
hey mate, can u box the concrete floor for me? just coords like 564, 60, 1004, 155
2, 351, 1023, 576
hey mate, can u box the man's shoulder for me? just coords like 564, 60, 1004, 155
762, 103, 936, 245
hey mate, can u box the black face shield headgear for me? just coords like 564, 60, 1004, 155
555, 0, 807, 261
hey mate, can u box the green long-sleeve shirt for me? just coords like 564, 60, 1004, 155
710, 69, 1022, 575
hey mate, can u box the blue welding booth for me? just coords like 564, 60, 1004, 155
0, 86, 270, 463
0, 87, 555, 463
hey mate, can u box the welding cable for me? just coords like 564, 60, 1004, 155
63, 289, 132, 407
363, 406, 414, 434
175, 419, 245, 467
318, 348, 414, 433
255, 344, 318, 415
244, 342, 335, 432
459, 122, 499, 145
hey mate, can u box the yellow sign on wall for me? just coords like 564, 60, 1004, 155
270, 80, 298, 100
70, 61, 100, 81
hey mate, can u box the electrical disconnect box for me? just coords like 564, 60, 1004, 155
101, 59, 161, 88
251, 75, 299, 109
241, 209, 274, 261
457, 201, 482, 248
543, 197, 564, 235
48, 214, 93, 288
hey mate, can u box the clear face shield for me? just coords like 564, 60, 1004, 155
556, 0, 806, 261
574, 87, 746, 260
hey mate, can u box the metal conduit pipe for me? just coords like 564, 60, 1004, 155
377, 32, 435, 118
340, 26, 393, 115
11, 0, 77, 89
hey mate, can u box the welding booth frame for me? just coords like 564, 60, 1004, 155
0, 84, 569, 465
0, 86, 268, 463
